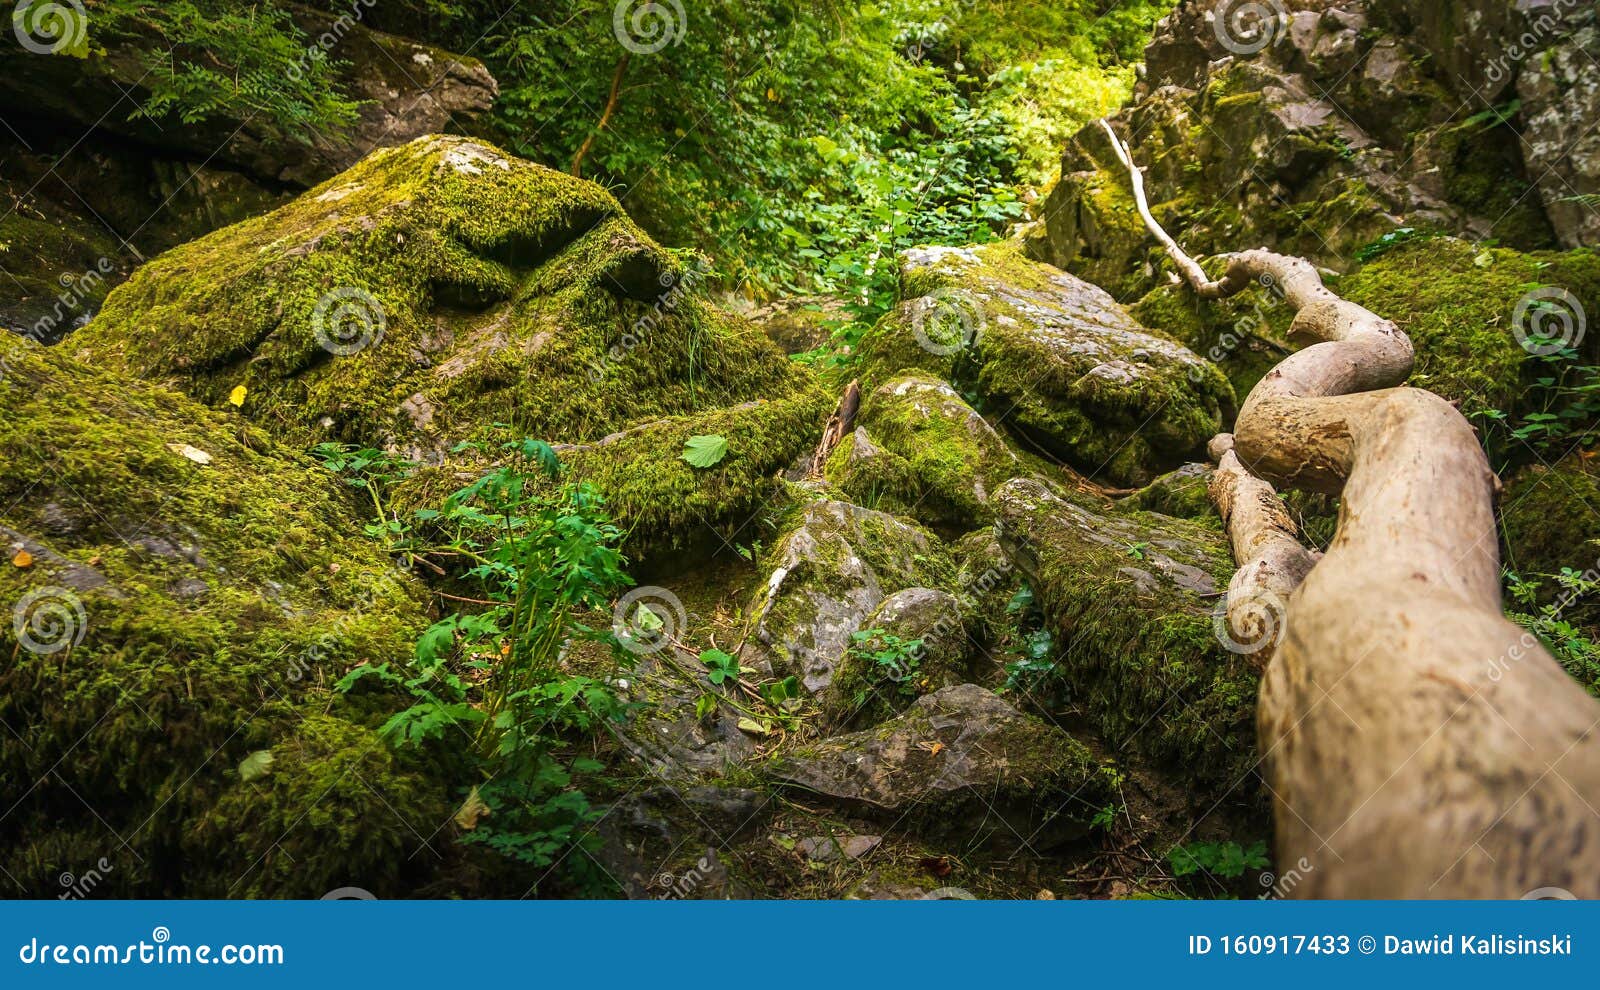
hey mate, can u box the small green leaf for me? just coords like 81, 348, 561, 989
238, 750, 275, 783
681, 434, 729, 469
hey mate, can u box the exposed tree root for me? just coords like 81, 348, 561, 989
1102, 119, 1600, 897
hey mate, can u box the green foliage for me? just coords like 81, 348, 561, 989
847, 627, 926, 702
92, 1, 362, 135
335, 437, 636, 882
1506, 570, 1600, 695
699, 648, 742, 686
1468, 347, 1600, 468
1167, 840, 1269, 880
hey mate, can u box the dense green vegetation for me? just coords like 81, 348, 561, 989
73, 0, 1173, 307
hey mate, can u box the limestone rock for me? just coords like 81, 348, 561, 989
993, 477, 1259, 796
771, 684, 1108, 849
749, 498, 957, 694
864, 242, 1232, 486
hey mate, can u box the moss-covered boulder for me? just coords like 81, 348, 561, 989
0, 337, 451, 897
1502, 455, 1600, 582
863, 242, 1232, 486
747, 494, 958, 694
826, 374, 1022, 529
822, 587, 973, 728
74, 135, 828, 552
770, 684, 1109, 849
993, 477, 1257, 800
1126, 462, 1218, 521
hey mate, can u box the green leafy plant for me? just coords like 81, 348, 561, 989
700, 648, 742, 686
1167, 840, 1270, 879
847, 627, 926, 702
335, 437, 636, 881
311, 442, 417, 548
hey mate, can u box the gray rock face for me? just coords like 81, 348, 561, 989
1029, 0, 1593, 298
771, 684, 1107, 849
749, 497, 956, 693
1516, 4, 1600, 248
821, 586, 973, 727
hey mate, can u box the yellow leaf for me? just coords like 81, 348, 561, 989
736, 718, 770, 737
766, 87, 777, 101
454, 785, 491, 831
228, 384, 248, 407
11, 549, 33, 568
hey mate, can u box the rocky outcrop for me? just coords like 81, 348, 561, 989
73, 136, 828, 553
0, 4, 497, 188
747, 495, 958, 694
821, 587, 974, 727
1028, 0, 1597, 297
771, 684, 1109, 849
993, 477, 1259, 798
861, 242, 1233, 485
0, 336, 452, 897
827, 374, 1022, 529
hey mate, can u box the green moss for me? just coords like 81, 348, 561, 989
997, 479, 1257, 795
828, 375, 1022, 530
0, 337, 450, 896
863, 242, 1233, 486
75, 136, 827, 552
1335, 238, 1600, 432
1501, 455, 1600, 580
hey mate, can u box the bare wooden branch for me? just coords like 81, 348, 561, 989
1102, 118, 1600, 897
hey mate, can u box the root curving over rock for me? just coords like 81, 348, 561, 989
1105, 120, 1600, 897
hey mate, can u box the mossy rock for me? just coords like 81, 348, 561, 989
746, 494, 959, 694
75, 135, 828, 552
1501, 455, 1600, 583
822, 587, 973, 729
869, 242, 1233, 486
993, 477, 1258, 800
0, 337, 452, 897
826, 374, 1023, 530
770, 683, 1109, 850
1333, 237, 1600, 434
1126, 463, 1219, 522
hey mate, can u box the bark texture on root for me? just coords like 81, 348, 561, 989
1104, 119, 1600, 897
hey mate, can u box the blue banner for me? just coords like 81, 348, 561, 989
1, 900, 1594, 987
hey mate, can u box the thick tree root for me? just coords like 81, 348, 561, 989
1103, 120, 1600, 897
